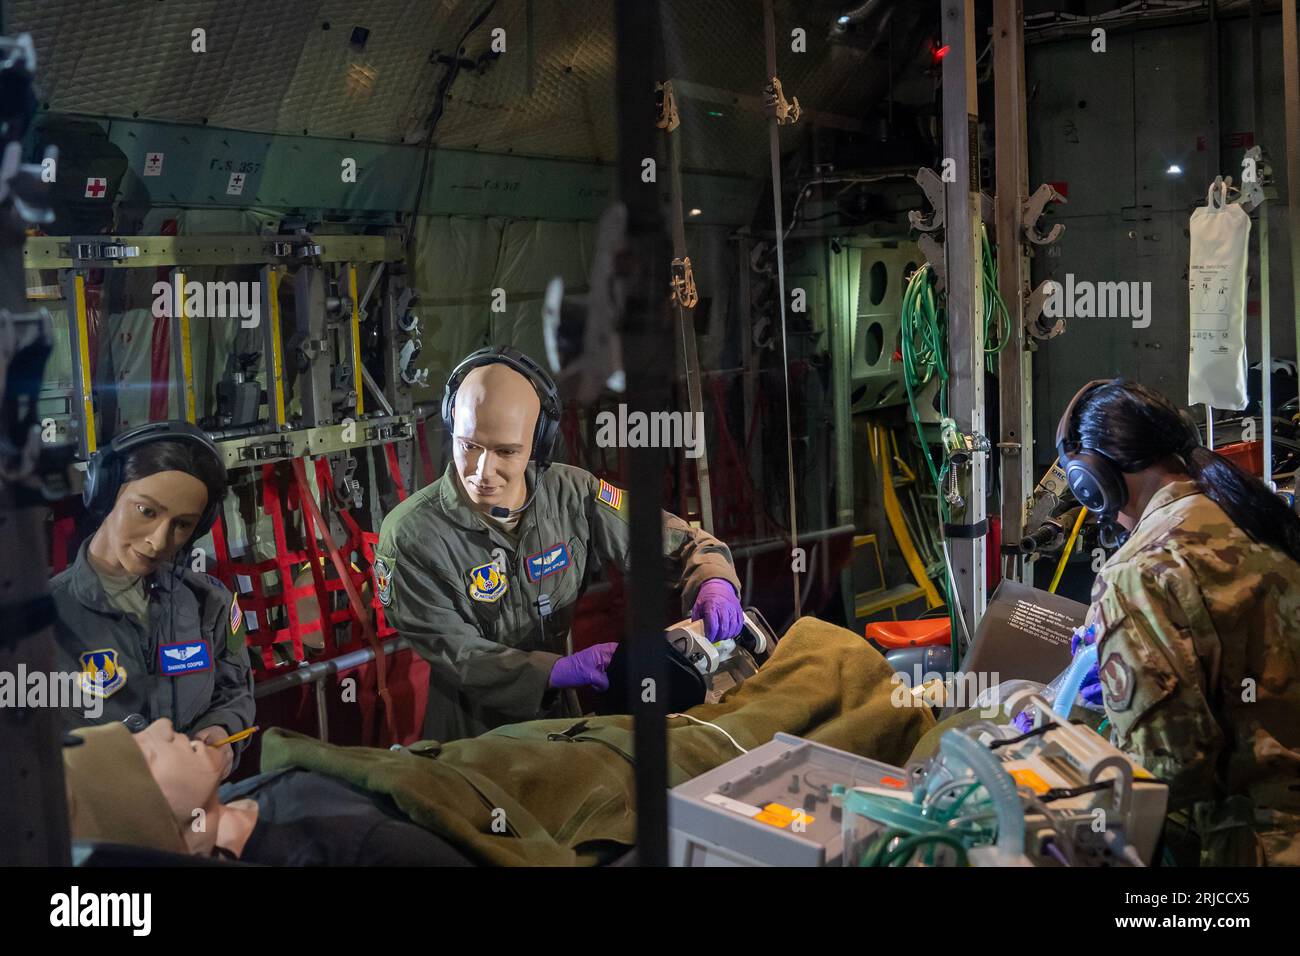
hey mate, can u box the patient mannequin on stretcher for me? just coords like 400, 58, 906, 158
65, 718, 470, 865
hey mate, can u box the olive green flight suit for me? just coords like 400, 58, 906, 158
374, 462, 741, 742
1085, 480, 1300, 865
49, 540, 255, 763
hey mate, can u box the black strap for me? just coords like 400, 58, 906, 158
943, 520, 989, 539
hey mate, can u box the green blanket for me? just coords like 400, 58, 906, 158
260, 616, 935, 865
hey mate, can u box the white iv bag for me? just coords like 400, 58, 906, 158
1188, 179, 1251, 410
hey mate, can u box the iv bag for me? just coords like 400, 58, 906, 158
1188, 179, 1251, 410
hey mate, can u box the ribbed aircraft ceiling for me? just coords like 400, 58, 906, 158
9, 0, 922, 176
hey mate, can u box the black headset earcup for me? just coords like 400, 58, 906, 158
82, 448, 116, 519
534, 415, 558, 467
1065, 451, 1127, 514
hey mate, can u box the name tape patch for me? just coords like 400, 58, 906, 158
526, 543, 571, 582
159, 640, 213, 677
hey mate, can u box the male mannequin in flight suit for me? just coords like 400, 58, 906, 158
375, 347, 743, 742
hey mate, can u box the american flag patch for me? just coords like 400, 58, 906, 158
597, 479, 624, 510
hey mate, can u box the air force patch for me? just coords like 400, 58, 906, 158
79, 649, 126, 698
159, 640, 213, 676
1100, 652, 1135, 712
526, 543, 571, 582
597, 479, 624, 511
467, 561, 509, 603
373, 556, 393, 607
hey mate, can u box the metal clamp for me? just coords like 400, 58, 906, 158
364, 421, 414, 443
395, 287, 419, 333
908, 167, 946, 233
655, 80, 680, 133
670, 256, 698, 309
336, 455, 363, 510
1026, 279, 1066, 340
71, 241, 141, 261
917, 234, 946, 292
1236, 149, 1271, 213
238, 438, 294, 461
940, 417, 991, 462
763, 75, 800, 125
1022, 183, 1067, 245
398, 338, 428, 388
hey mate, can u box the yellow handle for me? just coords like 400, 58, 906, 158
1048, 507, 1088, 594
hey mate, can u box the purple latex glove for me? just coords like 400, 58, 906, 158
1012, 709, 1035, 734
549, 642, 618, 692
1071, 623, 1103, 707
691, 579, 744, 643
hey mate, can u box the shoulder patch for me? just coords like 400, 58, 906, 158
230, 594, 243, 634
467, 561, 509, 603
1099, 652, 1135, 712
597, 478, 624, 511
374, 556, 393, 607
79, 649, 127, 698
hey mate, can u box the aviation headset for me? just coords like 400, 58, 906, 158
1054, 378, 1201, 518
82, 420, 226, 543
441, 346, 562, 468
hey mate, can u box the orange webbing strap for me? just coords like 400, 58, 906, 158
291, 457, 396, 744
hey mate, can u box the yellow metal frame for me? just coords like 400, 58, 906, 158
266, 269, 287, 426
348, 265, 364, 416
173, 270, 198, 423
71, 274, 96, 454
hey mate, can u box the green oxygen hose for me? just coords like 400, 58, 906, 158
900, 232, 1012, 666
980, 224, 1012, 372
878, 832, 970, 867
900, 262, 957, 662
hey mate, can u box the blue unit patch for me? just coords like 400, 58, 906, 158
467, 561, 509, 603
79, 649, 127, 698
525, 543, 571, 582
158, 640, 213, 677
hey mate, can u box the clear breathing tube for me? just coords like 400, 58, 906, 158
932, 730, 1025, 861
1051, 642, 1099, 719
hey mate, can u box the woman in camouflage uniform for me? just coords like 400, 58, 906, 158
1059, 380, 1300, 866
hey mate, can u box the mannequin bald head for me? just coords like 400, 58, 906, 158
450, 363, 540, 512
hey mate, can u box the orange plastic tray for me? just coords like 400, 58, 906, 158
865, 618, 952, 650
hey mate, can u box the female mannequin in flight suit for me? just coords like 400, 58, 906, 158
49, 421, 253, 778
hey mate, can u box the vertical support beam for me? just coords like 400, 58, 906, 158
65, 271, 97, 455
616, 0, 671, 866
736, 230, 763, 548
665, 116, 714, 532
827, 241, 854, 532
1283, 0, 1300, 508
1252, 0, 1273, 488
827, 240, 856, 623
941, 0, 987, 643
349, 265, 364, 417
993, 0, 1032, 584
170, 268, 198, 423
261, 266, 288, 430
762, 0, 802, 618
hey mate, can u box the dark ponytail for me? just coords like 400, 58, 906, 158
1076, 380, 1300, 565
1181, 444, 1300, 564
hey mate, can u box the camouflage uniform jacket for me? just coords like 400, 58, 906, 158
1085, 479, 1300, 865
375, 462, 741, 743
